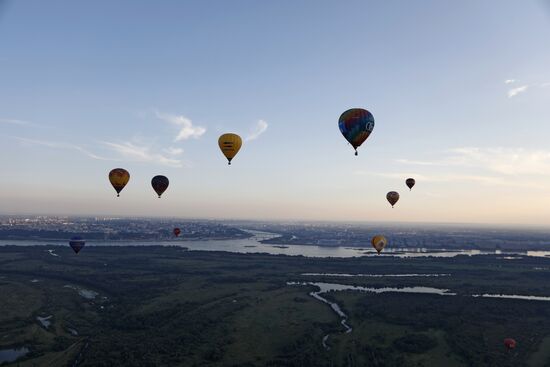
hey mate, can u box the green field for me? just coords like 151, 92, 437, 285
1, 246, 550, 366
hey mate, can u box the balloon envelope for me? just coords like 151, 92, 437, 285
69, 236, 85, 254
338, 108, 375, 155
386, 191, 400, 207
504, 338, 516, 350
151, 175, 169, 198
406, 178, 416, 191
109, 168, 130, 197
371, 235, 388, 254
173, 228, 181, 237
218, 133, 242, 165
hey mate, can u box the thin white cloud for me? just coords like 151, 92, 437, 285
542, 82, 550, 88
0, 118, 31, 125
504, 79, 516, 84
397, 147, 550, 177
246, 119, 268, 141
14, 137, 112, 161
155, 111, 206, 142
366, 171, 545, 189
507, 85, 528, 98
102, 141, 182, 167
449, 147, 550, 176
164, 147, 184, 156
395, 158, 442, 166
14, 136, 184, 167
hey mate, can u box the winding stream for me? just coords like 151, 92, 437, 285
288, 277, 456, 350
289, 273, 550, 350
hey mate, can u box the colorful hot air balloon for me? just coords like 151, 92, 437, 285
371, 235, 388, 254
151, 175, 169, 198
218, 133, 242, 165
406, 178, 415, 191
386, 191, 400, 208
109, 168, 130, 197
504, 338, 516, 351
69, 236, 85, 254
338, 108, 375, 156
173, 228, 181, 237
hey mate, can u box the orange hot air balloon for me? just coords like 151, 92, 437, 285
371, 235, 388, 254
218, 133, 242, 165
109, 168, 130, 197
504, 338, 516, 351
173, 228, 181, 237
386, 191, 400, 208
406, 178, 415, 191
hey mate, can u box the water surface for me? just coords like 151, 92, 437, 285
0, 347, 29, 363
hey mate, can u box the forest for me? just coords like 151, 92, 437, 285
1, 245, 550, 366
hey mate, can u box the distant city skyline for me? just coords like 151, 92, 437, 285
1, 1, 550, 226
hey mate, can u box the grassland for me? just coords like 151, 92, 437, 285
1, 245, 550, 366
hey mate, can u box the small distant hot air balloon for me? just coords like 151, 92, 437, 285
218, 133, 242, 165
386, 191, 400, 208
173, 228, 181, 237
69, 236, 85, 254
338, 108, 375, 156
371, 235, 388, 254
151, 175, 169, 198
109, 168, 130, 197
406, 178, 416, 191
504, 338, 516, 351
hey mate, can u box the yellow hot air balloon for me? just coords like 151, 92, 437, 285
218, 133, 242, 165
109, 168, 130, 197
371, 235, 388, 254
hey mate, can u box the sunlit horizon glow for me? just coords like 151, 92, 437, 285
0, 1, 549, 226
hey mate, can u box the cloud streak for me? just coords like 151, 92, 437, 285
364, 171, 545, 189
102, 141, 182, 167
14, 137, 113, 161
398, 147, 550, 176
0, 118, 31, 126
14, 137, 183, 167
246, 119, 268, 141
155, 111, 206, 141
507, 85, 528, 98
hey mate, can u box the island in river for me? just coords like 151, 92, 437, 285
1, 244, 550, 366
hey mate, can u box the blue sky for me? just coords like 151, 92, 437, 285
1, 0, 550, 225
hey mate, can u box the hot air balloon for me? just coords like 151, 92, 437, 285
109, 168, 130, 197
151, 175, 169, 198
386, 191, 400, 208
218, 133, 242, 165
69, 236, 85, 254
371, 235, 388, 254
338, 108, 375, 156
173, 228, 181, 237
504, 338, 516, 351
406, 178, 415, 191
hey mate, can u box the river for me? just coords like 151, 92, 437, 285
289, 275, 550, 350
1, 230, 549, 259
0, 347, 29, 363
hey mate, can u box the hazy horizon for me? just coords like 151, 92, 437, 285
1, 1, 550, 225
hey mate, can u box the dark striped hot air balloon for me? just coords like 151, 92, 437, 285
151, 175, 169, 198
386, 191, 400, 208
406, 178, 416, 191
69, 236, 85, 254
